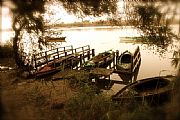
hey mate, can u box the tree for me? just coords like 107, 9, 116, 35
124, 0, 179, 55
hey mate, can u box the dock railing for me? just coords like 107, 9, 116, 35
131, 46, 141, 73
33, 45, 94, 70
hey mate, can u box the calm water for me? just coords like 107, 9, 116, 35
1, 26, 178, 79
57, 26, 177, 79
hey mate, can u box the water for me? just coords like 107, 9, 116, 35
57, 26, 177, 79
1, 26, 177, 78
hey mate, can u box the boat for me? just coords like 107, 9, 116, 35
46, 36, 66, 42
112, 75, 175, 106
116, 46, 141, 73
83, 50, 114, 69
44, 30, 66, 42
35, 62, 58, 78
35, 54, 80, 78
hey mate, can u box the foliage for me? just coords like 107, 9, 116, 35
124, 1, 179, 55
59, 0, 118, 17
172, 50, 180, 73
132, 4, 178, 46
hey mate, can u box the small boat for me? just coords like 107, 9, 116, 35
83, 50, 114, 69
44, 30, 66, 42
112, 75, 175, 106
35, 55, 79, 78
46, 36, 66, 42
117, 50, 132, 72
116, 46, 141, 73
35, 62, 58, 77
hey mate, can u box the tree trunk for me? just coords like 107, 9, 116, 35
13, 30, 25, 68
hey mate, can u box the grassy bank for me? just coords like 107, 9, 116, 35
1, 68, 180, 120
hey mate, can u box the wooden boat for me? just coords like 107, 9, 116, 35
112, 75, 175, 106
35, 55, 79, 78
35, 62, 58, 77
83, 50, 114, 69
118, 61, 141, 84
44, 30, 66, 42
46, 36, 66, 42
116, 46, 141, 73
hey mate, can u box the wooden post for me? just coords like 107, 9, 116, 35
82, 47, 85, 62
80, 54, 82, 67
45, 51, 48, 64
87, 50, 90, 60
33, 54, 37, 70
131, 55, 134, 73
71, 45, 73, 54
92, 49, 95, 57
116, 50, 119, 69
57, 48, 59, 59
64, 47, 66, 53
74, 49, 77, 54
113, 52, 115, 69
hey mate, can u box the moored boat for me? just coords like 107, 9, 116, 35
35, 55, 80, 78
83, 50, 114, 69
46, 36, 66, 42
35, 62, 58, 77
116, 46, 141, 73
112, 75, 175, 106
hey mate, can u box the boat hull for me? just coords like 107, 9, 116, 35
83, 50, 114, 69
116, 51, 133, 73
112, 76, 175, 106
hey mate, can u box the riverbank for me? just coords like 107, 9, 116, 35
1, 68, 180, 120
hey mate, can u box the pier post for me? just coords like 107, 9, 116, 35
113, 52, 115, 69
80, 54, 82, 67
45, 51, 48, 64
131, 55, 134, 73
71, 45, 74, 54
57, 48, 59, 59
116, 50, 119, 69
82, 47, 85, 62
33, 54, 37, 70
87, 50, 90, 60
92, 49, 95, 57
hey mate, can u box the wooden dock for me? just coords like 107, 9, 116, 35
32, 44, 141, 81
33, 45, 95, 72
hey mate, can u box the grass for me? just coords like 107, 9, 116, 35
1, 68, 180, 120
57, 73, 180, 120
